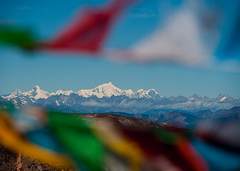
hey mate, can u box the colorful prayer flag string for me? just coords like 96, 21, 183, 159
0, 0, 132, 55
0, 112, 74, 168
1, 104, 240, 171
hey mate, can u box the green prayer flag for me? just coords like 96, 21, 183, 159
47, 112, 105, 171
0, 25, 37, 50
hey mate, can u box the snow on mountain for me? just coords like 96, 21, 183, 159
1, 83, 240, 113
3, 90, 22, 100
77, 82, 154, 98
50, 89, 73, 96
3, 85, 49, 100
2, 82, 162, 100
1, 83, 240, 127
219, 96, 227, 102
78, 82, 124, 98
136, 89, 161, 98
28, 86, 49, 99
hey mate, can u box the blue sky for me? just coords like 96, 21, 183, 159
1, 0, 240, 97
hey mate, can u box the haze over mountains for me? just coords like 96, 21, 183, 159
1, 81, 239, 112
1, 82, 240, 126
1, 82, 240, 127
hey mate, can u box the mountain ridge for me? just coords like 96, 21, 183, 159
3, 82, 163, 100
1, 82, 240, 113
2, 82, 237, 100
1, 83, 240, 127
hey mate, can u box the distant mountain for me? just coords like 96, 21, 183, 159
140, 106, 240, 127
1, 83, 240, 122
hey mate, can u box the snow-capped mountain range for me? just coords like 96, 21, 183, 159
1, 82, 240, 114
3, 82, 161, 100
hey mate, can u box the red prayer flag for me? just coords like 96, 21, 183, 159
40, 0, 132, 54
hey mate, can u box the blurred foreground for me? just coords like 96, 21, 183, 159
0, 104, 240, 171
